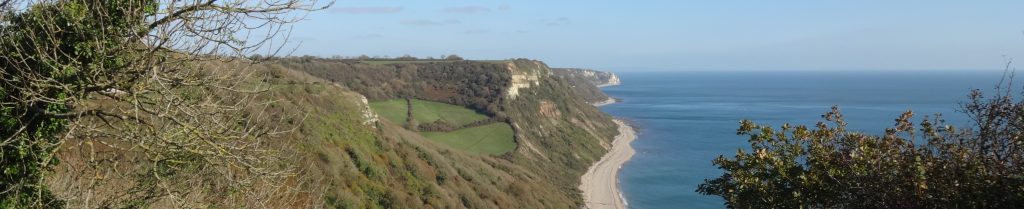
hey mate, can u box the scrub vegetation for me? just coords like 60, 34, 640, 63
700, 81, 1024, 208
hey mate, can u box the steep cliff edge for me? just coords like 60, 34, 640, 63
552, 68, 621, 104
555, 68, 620, 87
500, 61, 620, 206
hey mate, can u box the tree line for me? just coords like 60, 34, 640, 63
272, 57, 510, 119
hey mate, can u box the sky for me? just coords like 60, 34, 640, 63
287, 0, 1024, 71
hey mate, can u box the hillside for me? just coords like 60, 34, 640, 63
275, 58, 621, 207
45, 58, 621, 208
552, 68, 621, 104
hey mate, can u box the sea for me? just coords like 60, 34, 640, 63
598, 70, 1007, 209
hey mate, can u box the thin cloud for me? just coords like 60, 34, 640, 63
443, 6, 491, 14
332, 7, 403, 14
498, 4, 511, 11
400, 19, 461, 26
543, 17, 571, 27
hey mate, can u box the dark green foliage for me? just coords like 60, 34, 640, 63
405, 98, 418, 130
1, 0, 154, 206
700, 99, 1024, 208
445, 55, 465, 61
273, 57, 511, 117
419, 119, 457, 132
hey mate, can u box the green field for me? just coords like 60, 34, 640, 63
368, 100, 409, 126
422, 123, 516, 155
369, 99, 515, 155
369, 99, 489, 127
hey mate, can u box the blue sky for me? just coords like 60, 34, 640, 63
289, 0, 1024, 71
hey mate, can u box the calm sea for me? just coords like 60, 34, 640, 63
599, 70, 1006, 209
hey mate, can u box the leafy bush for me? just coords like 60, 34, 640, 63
419, 119, 457, 132
699, 86, 1024, 208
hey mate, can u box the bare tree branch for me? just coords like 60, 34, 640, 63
2, 0, 331, 207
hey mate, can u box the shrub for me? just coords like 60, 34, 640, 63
699, 86, 1024, 208
419, 119, 457, 132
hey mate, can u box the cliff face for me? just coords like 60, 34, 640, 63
501, 61, 620, 206
554, 68, 620, 87
552, 68, 621, 103
505, 61, 544, 99
598, 73, 622, 87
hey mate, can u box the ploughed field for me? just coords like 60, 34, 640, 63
370, 99, 516, 155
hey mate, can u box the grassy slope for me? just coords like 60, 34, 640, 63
409, 99, 489, 126
370, 99, 513, 155
368, 99, 408, 125
422, 123, 516, 155
551, 68, 612, 103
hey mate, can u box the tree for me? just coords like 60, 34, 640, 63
398, 54, 418, 61
445, 54, 464, 61
1, 0, 328, 207
357, 54, 371, 61
699, 78, 1024, 208
405, 97, 418, 131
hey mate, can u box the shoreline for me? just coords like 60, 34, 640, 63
580, 114, 636, 209
592, 81, 620, 107
592, 97, 617, 107
596, 80, 621, 88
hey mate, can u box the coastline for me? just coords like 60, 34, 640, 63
581, 83, 636, 209
592, 81, 621, 107
592, 97, 617, 107
580, 118, 636, 209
